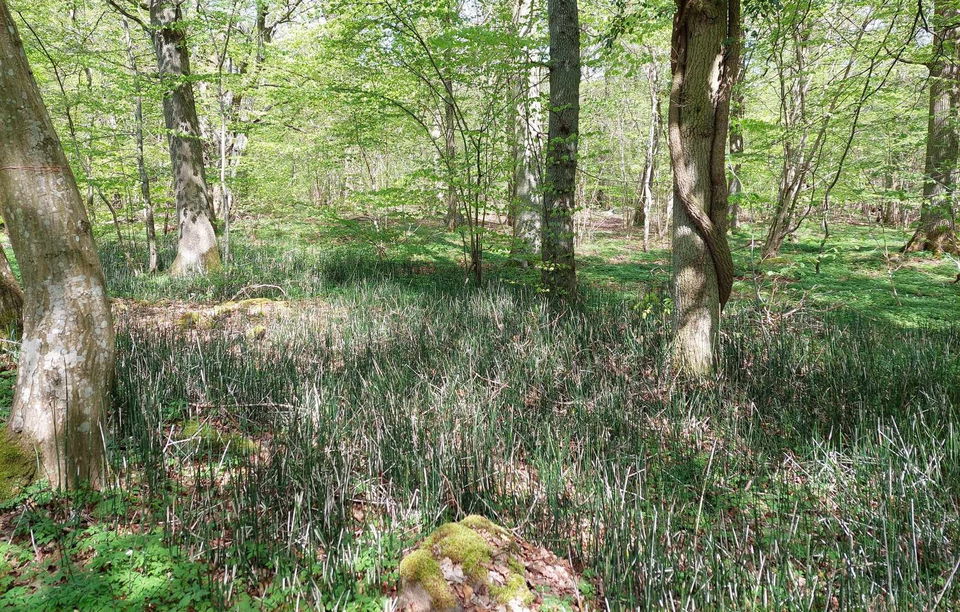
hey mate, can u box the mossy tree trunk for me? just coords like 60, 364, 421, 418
150, 0, 221, 275
668, 0, 740, 377
0, 0, 115, 489
541, 0, 580, 297
905, 0, 960, 255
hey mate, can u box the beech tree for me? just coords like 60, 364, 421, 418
542, 0, 580, 296
668, 0, 740, 375
905, 0, 960, 255
139, 0, 220, 275
0, 0, 115, 489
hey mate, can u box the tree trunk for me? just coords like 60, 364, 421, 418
541, 0, 580, 297
728, 58, 745, 233
123, 19, 158, 273
637, 59, 662, 254
510, 0, 543, 265
0, 0, 114, 489
905, 0, 960, 255
442, 79, 461, 230
0, 244, 23, 331
668, 0, 739, 377
150, 0, 221, 275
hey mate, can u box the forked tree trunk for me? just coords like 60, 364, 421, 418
541, 0, 580, 297
669, 0, 739, 376
0, 0, 114, 489
510, 0, 543, 265
905, 0, 960, 255
0, 245, 23, 331
150, 0, 221, 275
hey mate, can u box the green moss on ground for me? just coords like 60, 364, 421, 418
490, 570, 535, 606
180, 420, 257, 457
431, 521, 491, 580
398, 549, 456, 609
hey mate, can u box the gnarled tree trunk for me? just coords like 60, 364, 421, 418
669, 0, 739, 376
150, 0, 221, 275
905, 0, 960, 255
0, 0, 114, 489
541, 0, 580, 297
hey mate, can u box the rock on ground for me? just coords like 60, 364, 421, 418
396, 515, 592, 611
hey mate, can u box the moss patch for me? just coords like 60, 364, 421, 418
0, 429, 35, 501
428, 521, 492, 580
179, 421, 257, 457
176, 311, 214, 330
398, 549, 456, 609
490, 569, 535, 606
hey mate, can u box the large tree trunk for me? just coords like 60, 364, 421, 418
541, 0, 580, 297
669, 0, 739, 377
510, 0, 543, 265
150, 0, 221, 276
905, 0, 960, 255
0, 0, 114, 489
0, 245, 23, 331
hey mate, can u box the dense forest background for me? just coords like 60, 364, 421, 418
10, 0, 944, 279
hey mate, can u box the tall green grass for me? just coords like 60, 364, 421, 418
100, 245, 960, 609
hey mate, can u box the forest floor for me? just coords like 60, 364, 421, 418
1, 210, 959, 610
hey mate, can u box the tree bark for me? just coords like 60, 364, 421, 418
122, 19, 159, 273
669, 0, 739, 377
637, 58, 662, 254
728, 56, 746, 232
0, 244, 23, 331
905, 0, 960, 255
510, 0, 543, 265
150, 0, 221, 275
541, 0, 580, 297
442, 78, 461, 230
0, 0, 114, 489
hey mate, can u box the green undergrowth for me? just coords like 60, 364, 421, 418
99, 262, 960, 607
0, 223, 957, 609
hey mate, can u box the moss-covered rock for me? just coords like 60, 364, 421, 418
176, 311, 215, 330
179, 420, 257, 457
396, 515, 583, 611
0, 429, 34, 501
398, 549, 457, 610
